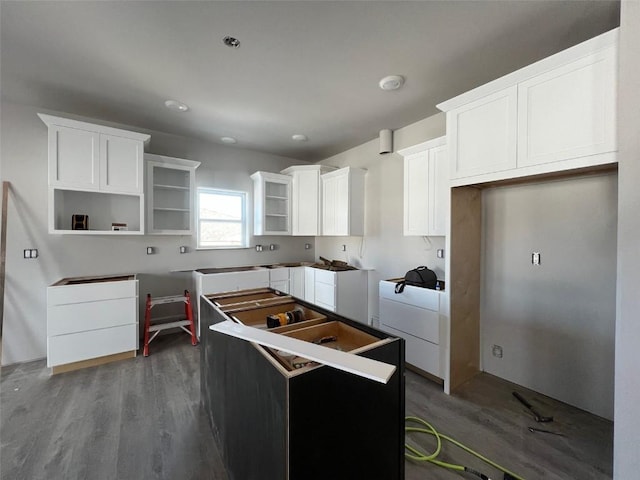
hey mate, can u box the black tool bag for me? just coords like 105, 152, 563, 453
395, 266, 437, 293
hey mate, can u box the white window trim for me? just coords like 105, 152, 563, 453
196, 187, 249, 250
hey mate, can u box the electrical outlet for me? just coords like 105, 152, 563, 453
23, 249, 31, 259
437, 249, 444, 259
23, 249, 38, 259
31, 249, 38, 258
341, 244, 347, 252
269, 244, 276, 251
304, 243, 311, 250
179, 246, 188, 254
492, 345, 503, 358
146, 247, 155, 255
255, 245, 263, 252
532, 252, 541, 265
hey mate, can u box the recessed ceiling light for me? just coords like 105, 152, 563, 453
378, 75, 405, 91
220, 136, 237, 144
164, 99, 189, 112
292, 134, 308, 142
223, 36, 241, 48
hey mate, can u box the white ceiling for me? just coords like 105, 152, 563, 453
0, 1, 619, 161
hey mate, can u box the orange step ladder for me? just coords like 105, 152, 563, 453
143, 290, 197, 356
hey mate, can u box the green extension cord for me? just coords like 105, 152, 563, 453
405, 416, 525, 480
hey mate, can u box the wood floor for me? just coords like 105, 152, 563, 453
1, 334, 612, 480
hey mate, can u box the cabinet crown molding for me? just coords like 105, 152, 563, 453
437, 27, 619, 112
398, 136, 446, 157
38, 113, 151, 143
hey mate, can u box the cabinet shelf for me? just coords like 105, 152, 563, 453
153, 184, 190, 191
154, 207, 190, 212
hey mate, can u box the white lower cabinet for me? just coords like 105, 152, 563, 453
192, 268, 271, 335
379, 280, 446, 379
47, 275, 139, 371
269, 267, 290, 294
309, 267, 368, 324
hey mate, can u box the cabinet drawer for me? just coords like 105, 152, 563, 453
380, 299, 439, 344
47, 324, 138, 367
379, 281, 439, 311
380, 323, 440, 378
48, 297, 137, 336
48, 279, 137, 306
314, 269, 337, 286
315, 281, 336, 309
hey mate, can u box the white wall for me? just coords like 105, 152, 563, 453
315, 114, 446, 325
614, 1, 640, 477
0, 101, 314, 365
481, 173, 617, 420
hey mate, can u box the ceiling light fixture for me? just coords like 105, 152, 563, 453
378, 75, 405, 91
220, 136, 237, 144
291, 134, 308, 142
164, 99, 189, 112
223, 36, 241, 48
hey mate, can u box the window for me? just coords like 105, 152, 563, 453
197, 188, 248, 249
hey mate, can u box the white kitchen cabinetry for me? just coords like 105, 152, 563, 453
517, 48, 617, 168
47, 275, 139, 373
146, 154, 200, 235
251, 171, 292, 236
379, 280, 446, 380
438, 28, 618, 187
399, 136, 449, 236
192, 268, 271, 335
321, 167, 366, 236
39, 114, 150, 234
308, 267, 368, 324
269, 267, 290, 294
289, 266, 306, 299
280, 165, 336, 236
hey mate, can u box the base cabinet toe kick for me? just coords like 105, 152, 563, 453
200, 288, 405, 480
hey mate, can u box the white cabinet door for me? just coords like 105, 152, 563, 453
321, 167, 365, 236
429, 144, 449, 236
403, 151, 430, 236
401, 138, 448, 237
304, 267, 315, 303
517, 47, 617, 168
100, 134, 144, 193
48, 125, 100, 190
289, 266, 306, 299
448, 86, 518, 180
291, 169, 322, 236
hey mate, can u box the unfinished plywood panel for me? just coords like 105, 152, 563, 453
449, 186, 482, 391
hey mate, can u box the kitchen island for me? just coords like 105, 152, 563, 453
200, 288, 405, 480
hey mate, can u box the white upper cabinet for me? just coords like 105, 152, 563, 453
400, 137, 449, 237
39, 114, 149, 194
251, 171, 292, 236
321, 167, 366, 236
517, 48, 617, 168
39, 114, 150, 235
146, 153, 200, 235
280, 165, 336, 236
447, 87, 517, 180
438, 28, 618, 187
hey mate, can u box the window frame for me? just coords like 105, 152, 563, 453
196, 187, 249, 250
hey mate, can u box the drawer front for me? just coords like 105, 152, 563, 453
314, 281, 336, 309
380, 323, 440, 378
47, 324, 138, 367
314, 268, 337, 286
48, 297, 137, 336
379, 280, 439, 311
48, 279, 137, 306
380, 298, 439, 344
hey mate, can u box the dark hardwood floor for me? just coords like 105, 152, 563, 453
1, 334, 612, 480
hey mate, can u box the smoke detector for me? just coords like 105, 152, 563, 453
379, 75, 405, 91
